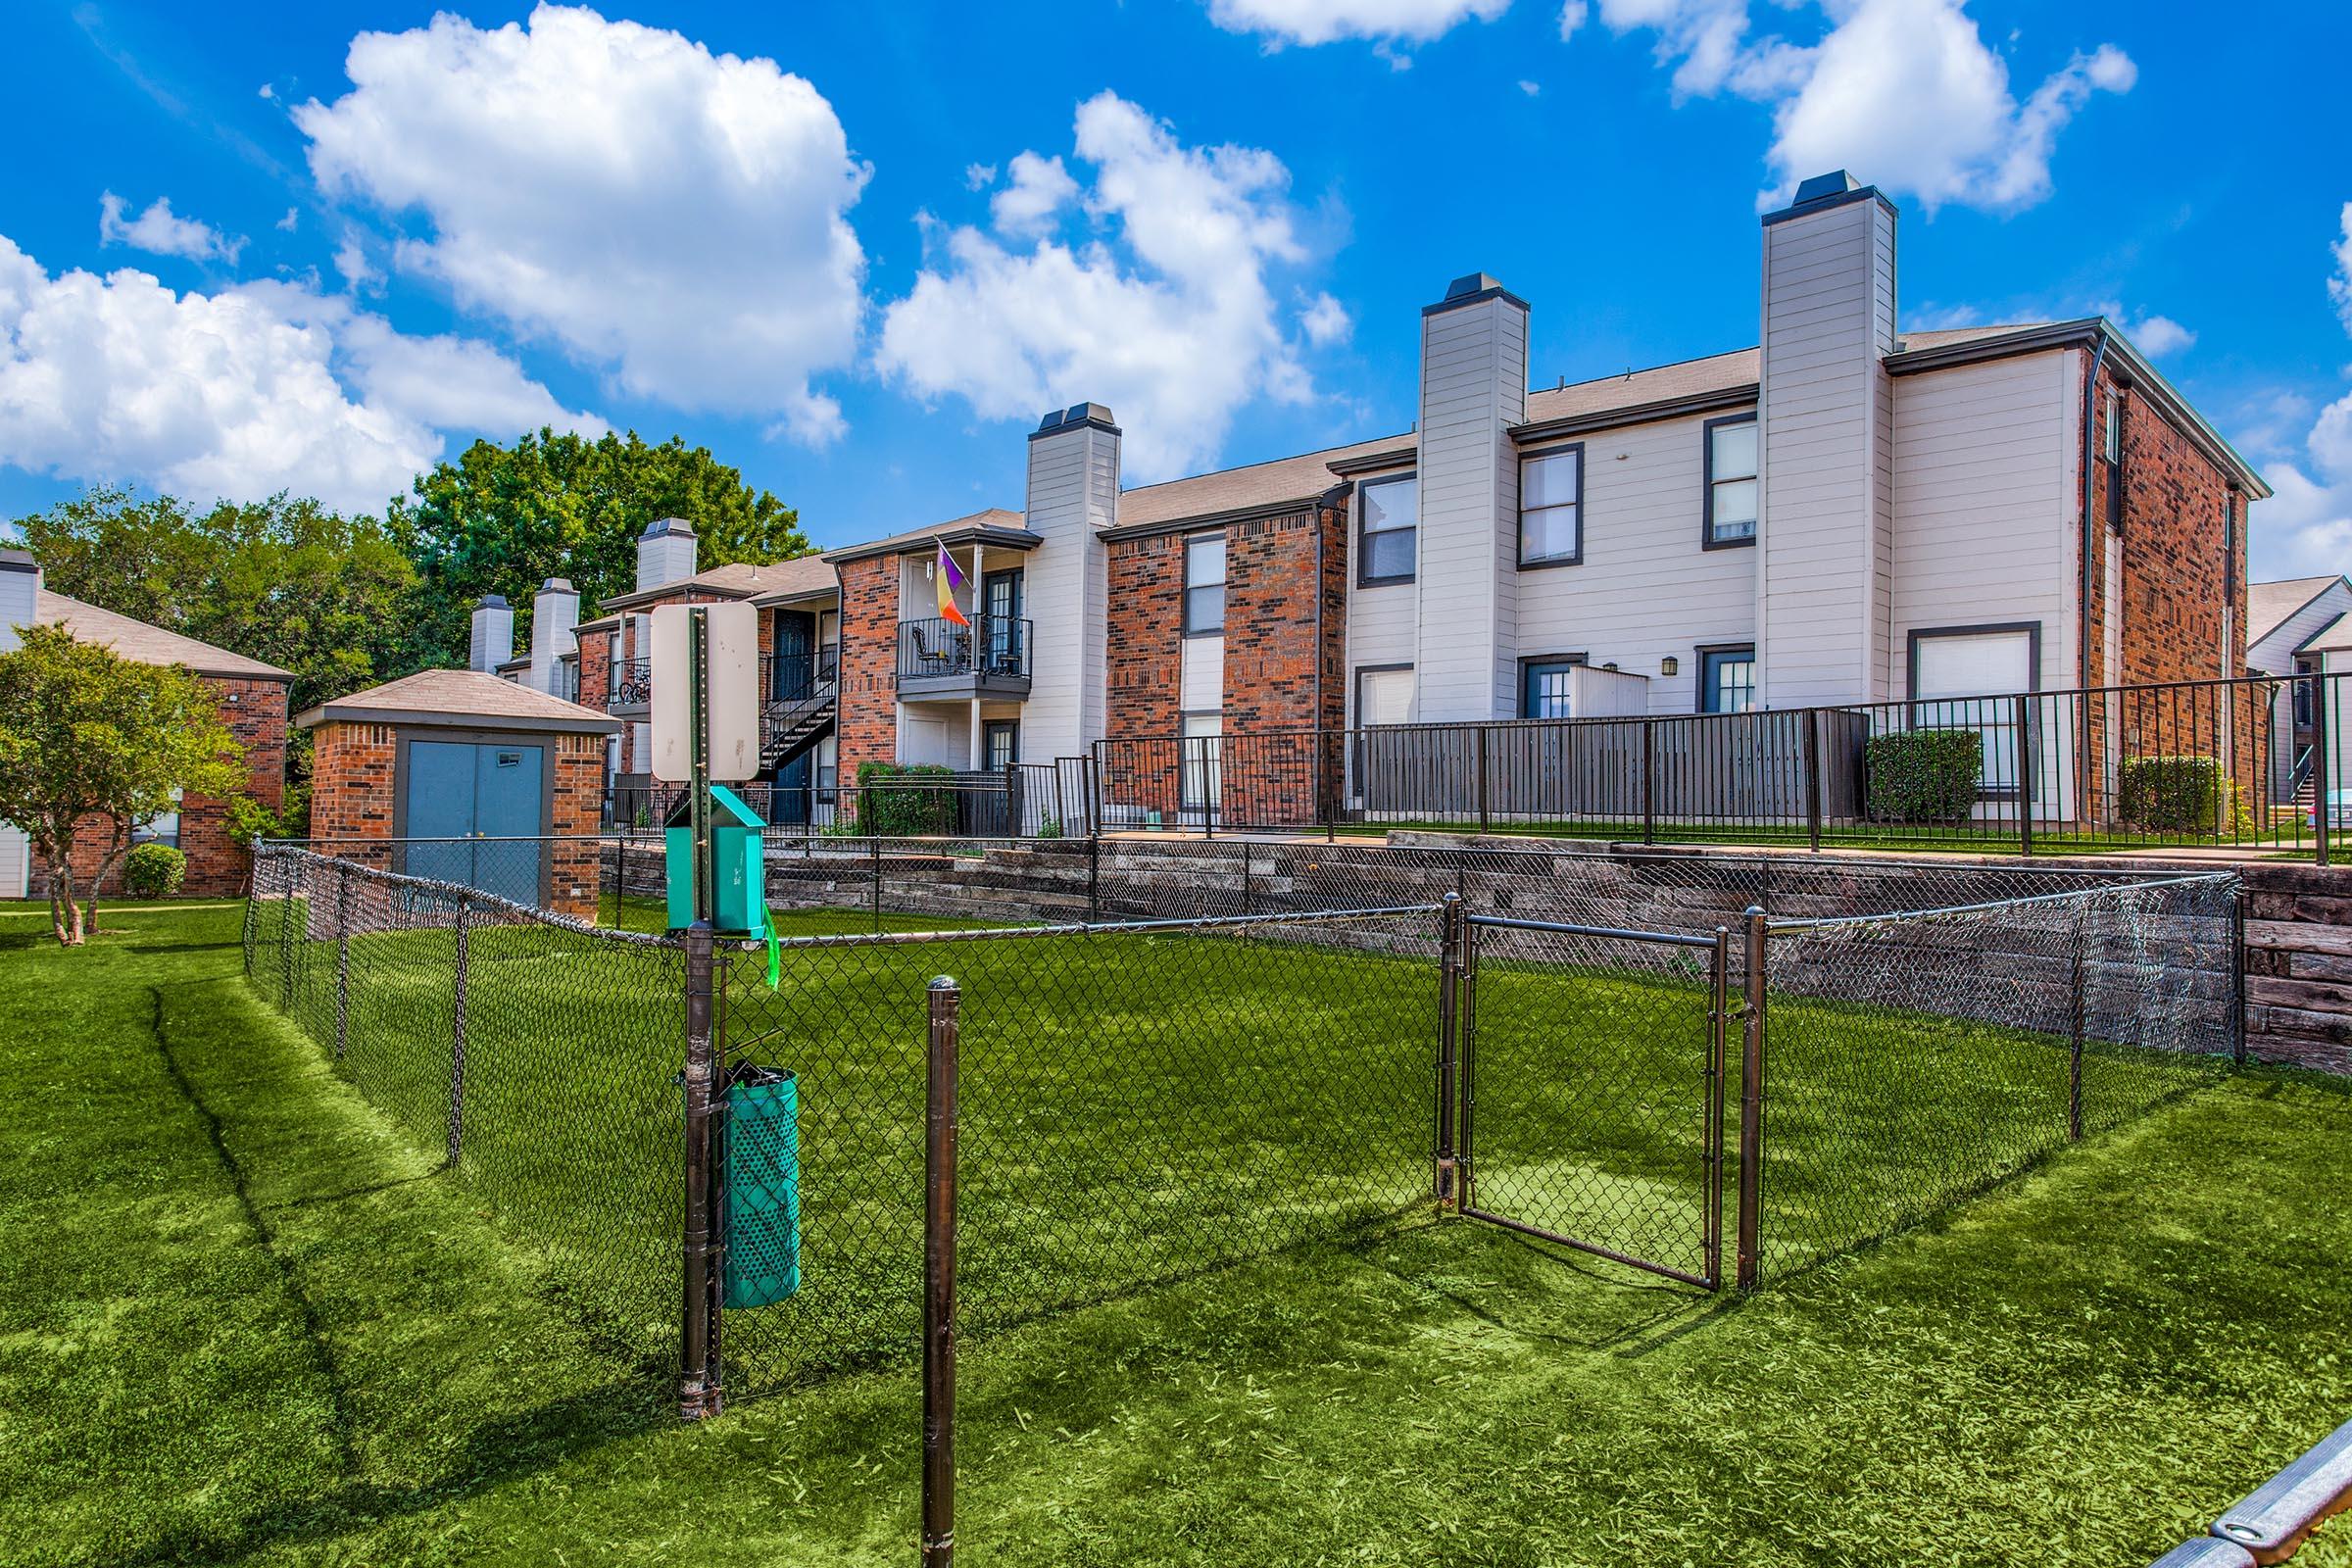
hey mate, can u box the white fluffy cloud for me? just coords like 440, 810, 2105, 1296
1300, 291, 1352, 346
1206, 0, 1510, 47
294, 3, 867, 446
98, 193, 244, 265
990, 153, 1081, 237
2246, 215, 2352, 580
0, 235, 599, 516
877, 93, 1334, 482
2088, 302, 2193, 359
1587, 0, 2133, 213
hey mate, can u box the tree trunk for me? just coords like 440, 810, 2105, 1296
46, 847, 80, 947
85, 823, 131, 940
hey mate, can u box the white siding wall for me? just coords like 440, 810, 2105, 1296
1021, 420, 1117, 760
2249, 583, 2352, 674
1511, 411, 1760, 713
1415, 292, 1527, 720
1758, 193, 1897, 708
1887, 350, 2078, 698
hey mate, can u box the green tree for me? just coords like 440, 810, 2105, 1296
18, 486, 425, 716
0, 626, 244, 946
389, 427, 812, 661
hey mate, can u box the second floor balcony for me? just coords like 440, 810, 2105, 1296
897, 614, 1032, 700
609, 657, 652, 712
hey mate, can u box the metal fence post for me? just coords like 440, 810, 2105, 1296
923, 976, 961, 1568
1087, 833, 1102, 924
1704, 925, 1731, 1291
680, 920, 720, 1420
870, 835, 884, 934
1803, 710, 1823, 854
2068, 901, 2086, 1142
1475, 729, 1491, 836
2015, 694, 2036, 858
448, 893, 470, 1169
278, 861, 296, 1006
1434, 893, 1464, 1208
2314, 673, 2332, 868
1735, 906, 1767, 1292
1642, 722, 1657, 847
334, 860, 352, 1059
2230, 882, 2249, 1067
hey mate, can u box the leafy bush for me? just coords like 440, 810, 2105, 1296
855, 761, 958, 836
1863, 729, 1983, 823
1035, 816, 1063, 840
225, 783, 310, 846
2121, 756, 2230, 832
124, 843, 187, 899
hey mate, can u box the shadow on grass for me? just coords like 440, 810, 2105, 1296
91, 1378, 671, 1568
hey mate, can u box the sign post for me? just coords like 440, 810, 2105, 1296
651, 601, 763, 930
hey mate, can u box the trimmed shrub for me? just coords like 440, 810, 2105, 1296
124, 843, 187, 899
1863, 729, 1983, 823
2121, 756, 2228, 832
855, 761, 958, 836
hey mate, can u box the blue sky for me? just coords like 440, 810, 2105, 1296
4, 0, 2350, 580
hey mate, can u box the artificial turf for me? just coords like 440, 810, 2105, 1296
7, 899, 2351, 1566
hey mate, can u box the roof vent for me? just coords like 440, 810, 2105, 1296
1445, 271, 1504, 301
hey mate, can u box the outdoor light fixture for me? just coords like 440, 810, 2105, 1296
1660, 657, 1680, 676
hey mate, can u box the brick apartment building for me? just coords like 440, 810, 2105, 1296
0, 547, 290, 898
514, 169, 2265, 830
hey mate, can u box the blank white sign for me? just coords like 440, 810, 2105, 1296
650, 602, 760, 782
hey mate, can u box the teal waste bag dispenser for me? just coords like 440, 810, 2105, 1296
720, 1065, 801, 1306
664, 783, 768, 935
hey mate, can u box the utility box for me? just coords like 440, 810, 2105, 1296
664, 784, 768, 934
721, 1065, 801, 1307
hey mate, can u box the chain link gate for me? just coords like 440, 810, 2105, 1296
1453, 914, 1732, 1290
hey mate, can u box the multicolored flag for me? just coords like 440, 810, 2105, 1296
934, 540, 970, 627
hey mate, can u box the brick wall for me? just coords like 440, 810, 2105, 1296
1103, 532, 1188, 818
309, 720, 397, 839
1223, 499, 1348, 825
835, 556, 899, 805
35, 673, 289, 898
2083, 354, 2263, 819
546, 732, 606, 918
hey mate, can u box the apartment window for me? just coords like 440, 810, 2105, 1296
135, 790, 183, 850
1703, 416, 1759, 548
1517, 447, 1584, 567
1520, 655, 1587, 719
2294, 655, 2321, 730
1184, 533, 1226, 635
1357, 474, 1418, 586
1697, 646, 1756, 714
1909, 623, 2039, 796
1180, 712, 1222, 811
2104, 388, 2125, 530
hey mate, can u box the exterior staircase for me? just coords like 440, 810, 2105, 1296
761, 680, 836, 770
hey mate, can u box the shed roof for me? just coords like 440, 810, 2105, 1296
297, 667, 621, 734
34, 590, 292, 681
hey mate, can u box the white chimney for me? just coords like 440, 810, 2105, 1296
1756, 171, 1898, 708
637, 517, 697, 592
468, 593, 514, 673
1022, 402, 1119, 759
1415, 271, 1530, 721
0, 548, 38, 654
528, 577, 579, 695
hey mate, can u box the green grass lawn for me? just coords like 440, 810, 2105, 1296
9, 899, 2352, 1566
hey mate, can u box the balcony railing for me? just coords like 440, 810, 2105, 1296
897, 614, 1031, 687
761, 646, 840, 705
609, 657, 652, 710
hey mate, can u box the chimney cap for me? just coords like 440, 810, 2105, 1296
640, 516, 695, 540
1030, 401, 1120, 439
1423, 271, 1529, 318
476, 593, 510, 611
538, 577, 576, 595
1764, 171, 1891, 225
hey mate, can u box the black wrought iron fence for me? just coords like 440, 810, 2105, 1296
1097, 668, 2351, 861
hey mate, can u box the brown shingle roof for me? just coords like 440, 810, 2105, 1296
2249, 575, 2350, 647
597, 555, 833, 612
820, 508, 1034, 564
1113, 434, 1410, 532
34, 591, 291, 681
296, 668, 621, 733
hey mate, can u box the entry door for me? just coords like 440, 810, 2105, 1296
772, 611, 816, 702
1913, 630, 2035, 794
404, 739, 548, 906
983, 569, 1023, 671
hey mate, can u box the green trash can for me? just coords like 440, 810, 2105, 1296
720, 1065, 802, 1307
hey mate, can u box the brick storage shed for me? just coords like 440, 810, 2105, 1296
300, 669, 620, 920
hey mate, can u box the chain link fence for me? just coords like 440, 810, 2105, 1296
242, 839, 2243, 1436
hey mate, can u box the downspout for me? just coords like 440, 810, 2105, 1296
2078, 330, 2109, 692
2077, 330, 2110, 831
1316, 481, 1350, 829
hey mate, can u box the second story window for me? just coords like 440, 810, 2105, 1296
2104, 388, 2125, 531
1704, 416, 1758, 547
1184, 533, 1226, 635
1519, 447, 1583, 566
1358, 474, 1417, 586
